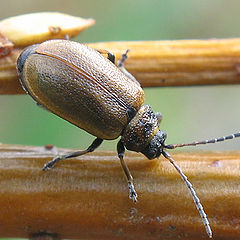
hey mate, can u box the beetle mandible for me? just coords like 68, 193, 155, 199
17, 39, 240, 238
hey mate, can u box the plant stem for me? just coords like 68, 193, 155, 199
0, 144, 239, 239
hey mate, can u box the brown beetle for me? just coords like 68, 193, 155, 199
16, 39, 240, 238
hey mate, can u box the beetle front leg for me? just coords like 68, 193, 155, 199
117, 140, 138, 202
42, 138, 103, 171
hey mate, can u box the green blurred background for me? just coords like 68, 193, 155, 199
1, 0, 240, 152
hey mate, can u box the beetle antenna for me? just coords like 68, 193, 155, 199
164, 132, 240, 149
162, 150, 212, 238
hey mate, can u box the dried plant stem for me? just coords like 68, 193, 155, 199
0, 48, 24, 94
0, 144, 240, 240
88, 38, 240, 87
1, 38, 240, 94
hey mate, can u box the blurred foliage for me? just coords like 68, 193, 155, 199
0, 0, 240, 152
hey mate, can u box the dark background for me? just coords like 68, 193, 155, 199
1, 0, 240, 151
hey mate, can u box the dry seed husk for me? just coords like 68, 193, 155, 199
0, 12, 95, 47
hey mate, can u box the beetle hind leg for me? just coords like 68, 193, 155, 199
42, 138, 103, 171
117, 140, 138, 202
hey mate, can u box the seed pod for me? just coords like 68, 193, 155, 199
0, 12, 95, 47
0, 12, 95, 94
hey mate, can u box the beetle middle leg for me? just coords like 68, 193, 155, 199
118, 50, 140, 86
42, 138, 103, 171
117, 140, 138, 202
97, 49, 115, 64
97, 48, 140, 85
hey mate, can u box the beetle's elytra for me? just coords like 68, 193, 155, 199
17, 40, 144, 140
17, 40, 167, 161
17, 39, 240, 238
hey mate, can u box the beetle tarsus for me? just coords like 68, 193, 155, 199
42, 156, 62, 171
42, 138, 103, 171
128, 182, 138, 202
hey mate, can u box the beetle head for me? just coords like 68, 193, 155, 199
122, 105, 167, 159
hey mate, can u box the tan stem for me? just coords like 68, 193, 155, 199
88, 39, 240, 87
0, 144, 239, 239
1, 38, 240, 94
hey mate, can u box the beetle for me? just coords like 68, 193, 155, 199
16, 39, 240, 238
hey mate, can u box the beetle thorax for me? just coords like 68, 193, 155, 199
122, 105, 167, 159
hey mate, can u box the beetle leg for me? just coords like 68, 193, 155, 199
117, 49, 129, 68
98, 48, 140, 85
42, 138, 103, 171
97, 49, 115, 64
118, 50, 140, 86
117, 140, 138, 202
